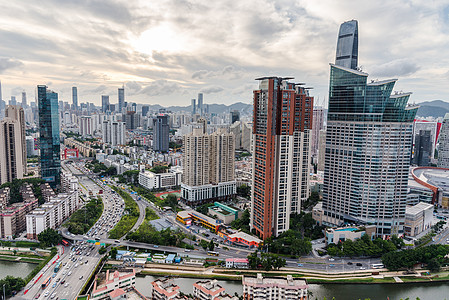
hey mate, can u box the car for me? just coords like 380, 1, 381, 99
297, 263, 303, 267
347, 262, 353, 265
64, 283, 69, 288
79, 275, 84, 280
51, 293, 56, 299
360, 267, 366, 270
44, 291, 49, 297
184, 249, 191, 252
52, 273, 56, 278
328, 258, 335, 261
153, 245, 159, 248
52, 282, 57, 288
61, 280, 65, 284
329, 264, 335, 267
356, 263, 363, 266
35, 293, 41, 299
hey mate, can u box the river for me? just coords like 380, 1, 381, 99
0, 260, 36, 280
135, 275, 449, 300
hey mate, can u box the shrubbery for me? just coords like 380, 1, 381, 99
327, 234, 404, 257
65, 197, 103, 234
109, 188, 139, 239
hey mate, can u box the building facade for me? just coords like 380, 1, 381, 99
413, 130, 432, 166
0, 105, 27, 184
153, 115, 170, 152
438, 113, 449, 168
249, 77, 313, 239
322, 21, 418, 237
242, 274, 308, 300
38, 85, 61, 187
181, 127, 236, 205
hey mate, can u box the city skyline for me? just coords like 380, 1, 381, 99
0, 1, 448, 106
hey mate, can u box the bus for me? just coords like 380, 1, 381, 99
371, 263, 384, 269
54, 262, 62, 273
207, 251, 219, 256
41, 277, 51, 289
61, 239, 69, 246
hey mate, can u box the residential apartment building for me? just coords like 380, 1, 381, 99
25, 190, 80, 239
151, 278, 181, 300
102, 120, 126, 146
193, 280, 226, 300
79, 116, 93, 137
242, 274, 308, 300
181, 127, 236, 206
322, 20, 418, 237
91, 270, 136, 300
0, 105, 27, 184
250, 77, 313, 239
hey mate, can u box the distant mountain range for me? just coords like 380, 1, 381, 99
416, 100, 449, 118
147, 102, 253, 115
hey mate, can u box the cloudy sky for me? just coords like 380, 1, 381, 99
0, 0, 448, 107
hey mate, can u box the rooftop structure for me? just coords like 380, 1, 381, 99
91, 269, 136, 300
242, 274, 308, 300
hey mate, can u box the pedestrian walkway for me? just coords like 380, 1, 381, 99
393, 276, 403, 283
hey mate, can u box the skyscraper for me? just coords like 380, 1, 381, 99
153, 115, 170, 152
181, 127, 236, 206
322, 21, 418, 237
142, 105, 149, 117
438, 113, 449, 168
118, 86, 125, 113
72, 87, 78, 110
230, 110, 240, 124
335, 20, 358, 69
311, 107, 325, 158
0, 105, 27, 184
38, 85, 61, 187
101, 95, 109, 113
21, 91, 27, 108
10, 96, 16, 106
191, 99, 196, 115
197, 93, 203, 116
413, 130, 432, 166
249, 77, 313, 239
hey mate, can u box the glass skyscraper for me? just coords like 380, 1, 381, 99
38, 85, 61, 187
335, 20, 358, 70
322, 21, 418, 237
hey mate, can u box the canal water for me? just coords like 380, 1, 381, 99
0, 260, 36, 280
135, 275, 449, 300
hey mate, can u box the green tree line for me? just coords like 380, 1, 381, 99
327, 234, 404, 257
65, 197, 103, 234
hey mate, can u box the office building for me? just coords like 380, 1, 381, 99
404, 202, 433, 237
413, 120, 438, 161
322, 21, 418, 237
242, 274, 308, 300
142, 105, 149, 117
198, 93, 203, 116
72, 86, 78, 110
335, 20, 358, 69
139, 168, 182, 190
118, 86, 125, 113
317, 130, 326, 172
413, 130, 432, 166
21, 91, 27, 108
125, 111, 139, 130
38, 85, 61, 187
230, 121, 241, 150
438, 113, 449, 169
230, 110, 240, 124
249, 77, 313, 239
9, 96, 16, 106
101, 95, 109, 113
0, 105, 27, 184
191, 98, 196, 115
181, 127, 236, 205
153, 115, 170, 152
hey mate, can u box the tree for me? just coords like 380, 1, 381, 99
38, 228, 62, 247
99, 246, 107, 254
208, 240, 215, 251
110, 247, 118, 260
200, 240, 209, 250
237, 184, 251, 198
230, 209, 250, 234
0, 276, 26, 297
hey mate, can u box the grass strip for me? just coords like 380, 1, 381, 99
108, 187, 139, 239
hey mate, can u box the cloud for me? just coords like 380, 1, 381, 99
200, 86, 224, 94
369, 59, 421, 78
84, 85, 108, 94
0, 57, 22, 73
139, 80, 181, 96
